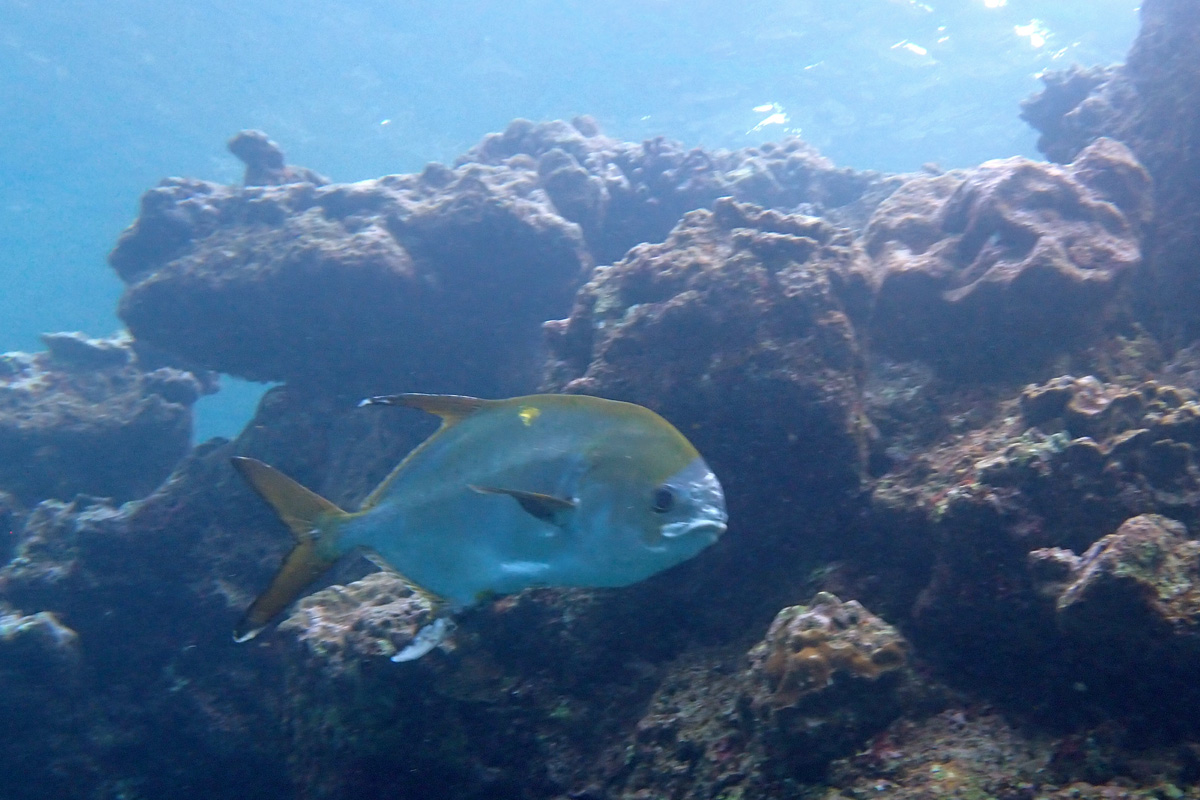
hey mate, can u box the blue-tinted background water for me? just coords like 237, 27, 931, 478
0, 0, 1138, 441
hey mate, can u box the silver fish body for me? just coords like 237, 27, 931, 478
231, 393, 727, 641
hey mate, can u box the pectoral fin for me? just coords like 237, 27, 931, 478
469, 485, 575, 526
231, 456, 350, 642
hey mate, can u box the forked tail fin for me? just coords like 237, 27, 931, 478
231, 456, 350, 642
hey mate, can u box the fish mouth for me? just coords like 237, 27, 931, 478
663, 518, 727, 541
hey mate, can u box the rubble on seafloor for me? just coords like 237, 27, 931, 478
3, 1, 1200, 797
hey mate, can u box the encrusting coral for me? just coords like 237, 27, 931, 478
749, 592, 908, 708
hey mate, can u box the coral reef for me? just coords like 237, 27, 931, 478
0, 332, 204, 506
110, 119, 898, 399
276, 579, 922, 800
227, 129, 330, 187
459, 117, 899, 264
7, 3, 1200, 789
545, 196, 871, 503
1032, 514, 1200, 676
865, 138, 1151, 376
1021, 0, 1200, 339
110, 157, 591, 397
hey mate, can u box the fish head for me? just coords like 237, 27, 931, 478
577, 449, 727, 582
644, 454, 728, 554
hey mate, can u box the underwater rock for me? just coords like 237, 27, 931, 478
278, 572, 437, 670
607, 594, 918, 798
861, 370, 1200, 720
227, 129, 329, 187
744, 594, 911, 772
0, 332, 203, 506
865, 137, 1149, 377
1021, 0, 1200, 340
0, 606, 92, 800
1031, 514, 1200, 669
545, 197, 872, 512
543, 197, 879, 639
111, 152, 591, 396
459, 117, 898, 264
747, 592, 908, 709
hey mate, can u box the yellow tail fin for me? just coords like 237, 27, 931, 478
231, 456, 349, 642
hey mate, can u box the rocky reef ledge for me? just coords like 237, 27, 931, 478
4, 1, 1200, 796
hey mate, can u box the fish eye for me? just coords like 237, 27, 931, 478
651, 486, 675, 514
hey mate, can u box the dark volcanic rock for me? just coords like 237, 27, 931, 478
864, 138, 1150, 377
0, 332, 203, 506
1021, 0, 1200, 340
111, 160, 591, 396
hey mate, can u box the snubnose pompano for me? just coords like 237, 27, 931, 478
232, 393, 727, 658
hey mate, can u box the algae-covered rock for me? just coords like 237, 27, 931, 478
865, 138, 1149, 376
278, 572, 438, 671
1032, 514, 1200, 667
744, 593, 912, 776
1021, 0, 1200, 341
0, 332, 203, 505
111, 157, 591, 397
546, 197, 872, 508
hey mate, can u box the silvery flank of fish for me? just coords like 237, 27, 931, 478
231, 393, 728, 661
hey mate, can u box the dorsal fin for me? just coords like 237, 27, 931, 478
359, 393, 489, 427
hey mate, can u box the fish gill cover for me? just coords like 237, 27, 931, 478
11, 1, 1200, 800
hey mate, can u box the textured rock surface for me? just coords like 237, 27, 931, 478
1021, 0, 1200, 340
459, 117, 898, 264
0, 383, 437, 800
1031, 514, 1200, 672
852, 370, 1200, 727
10, 14, 1200, 789
227, 129, 330, 187
0, 332, 203, 506
111, 160, 591, 396
279, 572, 437, 669
865, 138, 1150, 376
745, 593, 912, 775
111, 119, 897, 399
0, 607, 89, 800
546, 197, 871, 504
277, 578, 926, 800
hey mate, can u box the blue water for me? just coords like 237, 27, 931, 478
0, 0, 1138, 441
